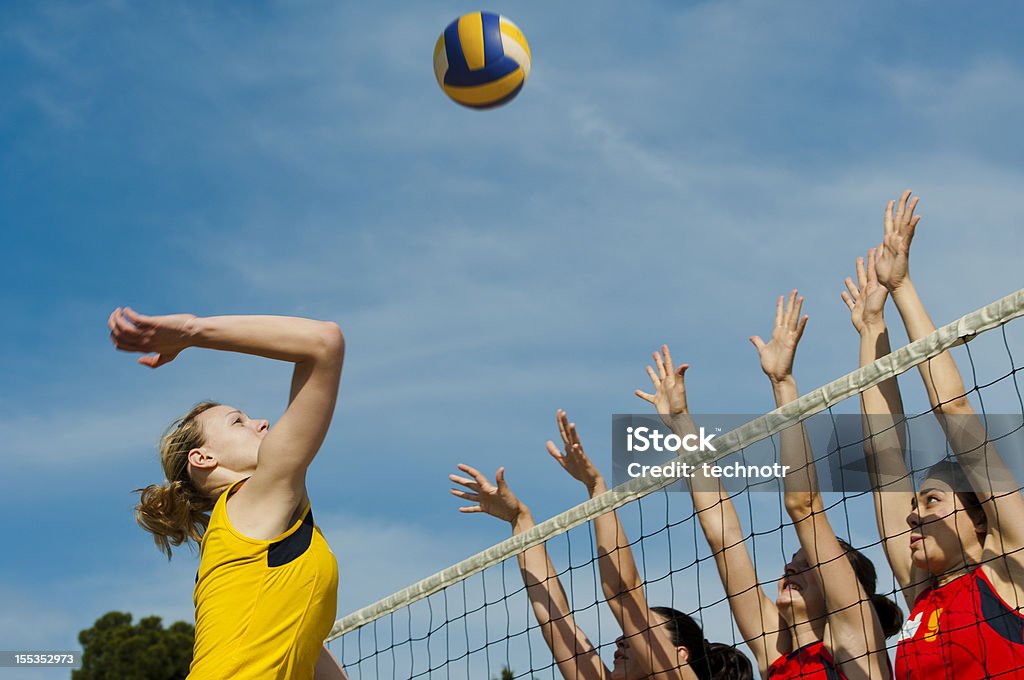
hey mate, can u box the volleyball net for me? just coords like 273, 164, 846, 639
326, 288, 1024, 679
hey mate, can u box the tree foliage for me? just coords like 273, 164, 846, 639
72, 611, 193, 680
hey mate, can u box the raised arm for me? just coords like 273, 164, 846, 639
752, 292, 890, 677
875, 191, 1024, 555
748, 292, 815, 510
109, 308, 344, 527
874, 192, 962, 411
842, 250, 923, 604
450, 464, 608, 680
637, 347, 783, 677
546, 411, 682, 679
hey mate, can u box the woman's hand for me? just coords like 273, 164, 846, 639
875, 190, 920, 292
842, 248, 888, 335
450, 464, 524, 524
750, 291, 808, 385
108, 307, 196, 368
546, 409, 605, 494
635, 344, 689, 424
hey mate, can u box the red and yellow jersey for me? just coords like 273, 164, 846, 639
767, 641, 846, 679
189, 480, 338, 679
895, 567, 1024, 679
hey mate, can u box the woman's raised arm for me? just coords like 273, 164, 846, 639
109, 308, 345, 529
874, 190, 1024, 596
752, 292, 890, 678
841, 250, 923, 604
451, 464, 609, 680
637, 346, 783, 677
546, 411, 683, 679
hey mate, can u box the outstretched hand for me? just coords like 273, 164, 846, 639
875, 190, 920, 292
450, 464, 524, 523
842, 248, 888, 334
750, 291, 808, 384
635, 344, 690, 427
546, 409, 604, 492
108, 307, 196, 368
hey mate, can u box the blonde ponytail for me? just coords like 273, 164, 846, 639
135, 401, 220, 558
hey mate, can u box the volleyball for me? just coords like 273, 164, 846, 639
433, 12, 531, 109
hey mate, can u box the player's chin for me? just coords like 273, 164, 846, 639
776, 586, 803, 609
911, 545, 948, 574
909, 538, 935, 568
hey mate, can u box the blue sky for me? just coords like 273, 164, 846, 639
2, 0, 1023, 677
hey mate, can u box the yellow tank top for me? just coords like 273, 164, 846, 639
189, 480, 338, 679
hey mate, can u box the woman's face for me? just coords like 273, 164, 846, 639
906, 477, 984, 574
776, 548, 826, 623
610, 612, 688, 680
190, 405, 269, 478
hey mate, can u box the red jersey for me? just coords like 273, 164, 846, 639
767, 641, 845, 680
895, 567, 1024, 679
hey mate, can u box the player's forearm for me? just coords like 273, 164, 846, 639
889, 277, 935, 341
513, 507, 562, 610
859, 323, 904, 422
186, 315, 344, 364
692, 475, 744, 554
514, 507, 577, 643
577, 474, 643, 597
768, 376, 821, 517
891, 279, 970, 410
781, 427, 820, 520
770, 374, 798, 407
858, 326, 910, 484
593, 508, 642, 602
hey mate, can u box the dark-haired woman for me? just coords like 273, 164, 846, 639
843, 191, 1024, 678
638, 293, 900, 679
110, 308, 348, 679
450, 410, 752, 680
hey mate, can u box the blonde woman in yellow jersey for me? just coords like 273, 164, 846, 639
109, 307, 348, 680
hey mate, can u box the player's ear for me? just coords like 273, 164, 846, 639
188, 447, 216, 470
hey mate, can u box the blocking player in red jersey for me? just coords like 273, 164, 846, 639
843, 190, 1024, 678
638, 294, 901, 680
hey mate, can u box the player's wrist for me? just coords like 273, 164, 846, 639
887, 275, 914, 298
858, 319, 888, 337
769, 374, 796, 389
511, 504, 533, 529
181, 315, 203, 347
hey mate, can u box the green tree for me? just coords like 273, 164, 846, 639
492, 665, 515, 680
73, 611, 193, 680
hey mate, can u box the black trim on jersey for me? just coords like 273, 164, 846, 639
267, 509, 314, 568
978, 573, 1024, 644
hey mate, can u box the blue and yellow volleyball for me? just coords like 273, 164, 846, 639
433, 12, 531, 109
